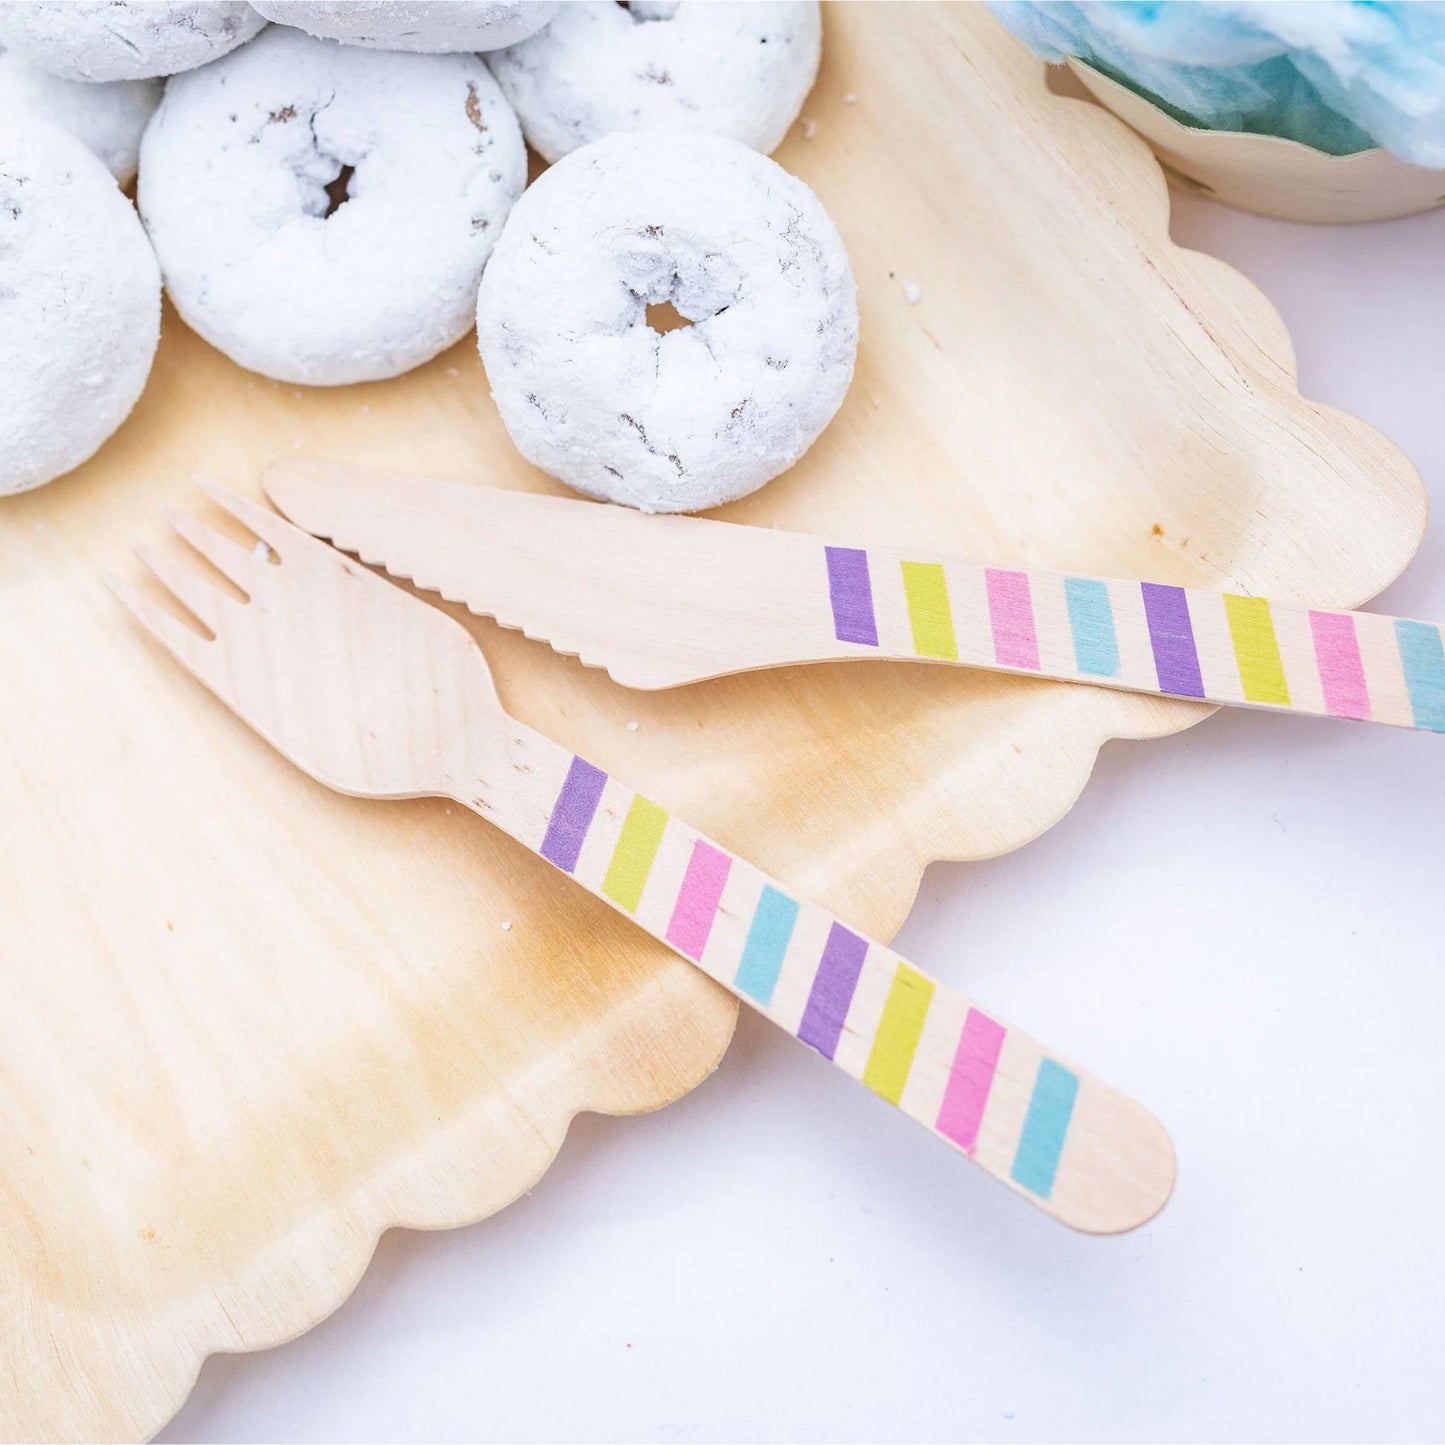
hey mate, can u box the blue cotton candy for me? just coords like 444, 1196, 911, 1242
991, 1, 1445, 166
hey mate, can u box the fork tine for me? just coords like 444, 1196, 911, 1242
192, 477, 297, 554
105, 572, 217, 680
129, 539, 228, 633
162, 505, 260, 594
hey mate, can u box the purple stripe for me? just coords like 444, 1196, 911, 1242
1141, 583, 1205, 699
539, 756, 607, 873
797, 923, 869, 1060
825, 546, 879, 647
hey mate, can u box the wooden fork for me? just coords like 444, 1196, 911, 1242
110, 482, 1175, 1234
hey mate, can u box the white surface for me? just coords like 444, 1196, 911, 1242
159, 191, 1445, 1443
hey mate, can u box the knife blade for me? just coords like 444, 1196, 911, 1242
263, 460, 862, 690
263, 460, 1445, 732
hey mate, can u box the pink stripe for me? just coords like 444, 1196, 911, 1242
665, 841, 732, 960
985, 569, 1040, 670
1310, 611, 1371, 721
935, 1008, 1006, 1154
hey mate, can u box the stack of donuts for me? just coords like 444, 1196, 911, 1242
0, 0, 857, 513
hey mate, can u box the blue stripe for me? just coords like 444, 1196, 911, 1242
1064, 577, 1119, 678
1010, 1058, 1079, 1199
734, 886, 800, 1007
1395, 619, 1445, 732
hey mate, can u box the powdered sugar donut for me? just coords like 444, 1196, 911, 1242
139, 27, 526, 386
251, 1, 558, 52
486, 1, 820, 162
1, 121, 160, 495
476, 132, 856, 513
0, 51, 160, 183
0, 3, 265, 83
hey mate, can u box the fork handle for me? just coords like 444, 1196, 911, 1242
467, 723, 1174, 1234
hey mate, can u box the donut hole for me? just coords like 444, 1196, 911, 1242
323, 164, 355, 218
633, 246, 742, 336
645, 300, 692, 334
615, 1, 681, 21
294, 146, 364, 222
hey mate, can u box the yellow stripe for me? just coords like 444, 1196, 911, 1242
601, 795, 669, 912
862, 962, 936, 1105
900, 562, 958, 661
1223, 594, 1291, 706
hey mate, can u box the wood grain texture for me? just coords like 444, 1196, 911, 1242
1068, 59, 1445, 224
0, 5, 1427, 1439
114, 494, 1175, 1235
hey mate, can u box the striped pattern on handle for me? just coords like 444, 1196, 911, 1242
823, 546, 1445, 732
530, 749, 1173, 1235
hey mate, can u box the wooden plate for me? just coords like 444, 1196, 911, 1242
0, 6, 1424, 1439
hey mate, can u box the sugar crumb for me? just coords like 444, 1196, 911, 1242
902, 280, 921, 304
801, 118, 818, 140
843, 92, 857, 105
501, 920, 512, 932
252, 540, 271, 561
626, 720, 640, 733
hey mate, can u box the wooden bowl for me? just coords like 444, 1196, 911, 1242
1069, 59, 1445, 225
0, 6, 1426, 1439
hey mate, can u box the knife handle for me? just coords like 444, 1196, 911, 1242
259, 462, 1445, 729
818, 545, 1445, 732
470, 722, 1174, 1235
